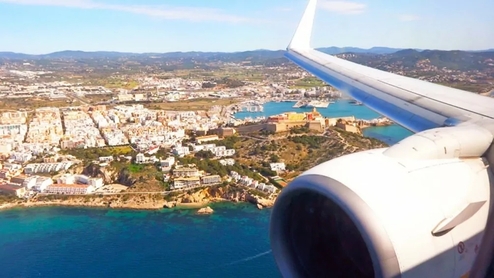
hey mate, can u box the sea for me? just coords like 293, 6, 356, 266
0, 101, 412, 278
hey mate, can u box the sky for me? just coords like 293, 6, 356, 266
0, 0, 493, 54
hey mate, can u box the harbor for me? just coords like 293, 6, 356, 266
231, 100, 413, 145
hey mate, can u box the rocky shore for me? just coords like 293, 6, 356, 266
0, 185, 276, 212
163, 186, 275, 210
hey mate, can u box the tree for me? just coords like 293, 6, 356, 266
270, 154, 280, 163
195, 150, 214, 159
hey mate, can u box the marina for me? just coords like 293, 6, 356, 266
232, 100, 412, 144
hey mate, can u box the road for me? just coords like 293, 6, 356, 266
65, 92, 90, 105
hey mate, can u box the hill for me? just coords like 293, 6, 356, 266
341, 49, 494, 71
1, 48, 493, 68
317, 46, 405, 55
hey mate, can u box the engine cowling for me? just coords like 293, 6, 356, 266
270, 148, 493, 278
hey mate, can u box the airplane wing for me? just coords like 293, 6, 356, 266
286, 0, 494, 133
271, 2, 494, 277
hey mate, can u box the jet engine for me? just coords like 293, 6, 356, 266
270, 127, 494, 278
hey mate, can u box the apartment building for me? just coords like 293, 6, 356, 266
173, 168, 200, 178
172, 177, 201, 190
46, 184, 94, 195
201, 175, 221, 185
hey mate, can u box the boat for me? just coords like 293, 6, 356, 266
292, 100, 307, 108
293, 99, 331, 108
305, 100, 330, 108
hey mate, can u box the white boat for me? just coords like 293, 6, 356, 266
305, 100, 330, 108
293, 99, 330, 108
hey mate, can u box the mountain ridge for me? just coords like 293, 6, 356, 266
1, 47, 493, 60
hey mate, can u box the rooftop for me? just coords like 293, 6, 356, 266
50, 184, 90, 189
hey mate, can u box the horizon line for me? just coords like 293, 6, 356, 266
1, 46, 494, 56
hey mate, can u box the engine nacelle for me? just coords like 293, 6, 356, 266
270, 148, 493, 278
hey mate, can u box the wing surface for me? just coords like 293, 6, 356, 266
287, 0, 494, 133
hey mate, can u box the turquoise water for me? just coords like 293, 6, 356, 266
235, 100, 413, 144
0, 101, 413, 278
235, 100, 381, 120
0, 204, 279, 278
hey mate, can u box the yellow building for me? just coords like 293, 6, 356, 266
286, 112, 306, 121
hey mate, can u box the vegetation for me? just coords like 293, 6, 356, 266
288, 135, 329, 149
61, 146, 135, 161
235, 127, 388, 181
127, 164, 145, 173
85, 79, 139, 90
247, 189, 269, 199
145, 98, 239, 111
290, 76, 326, 89
194, 150, 215, 159
0, 97, 78, 110
209, 136, 242, 149
0, 194, 19, 205
177, 156, 264, 182
289, 126, 311, 134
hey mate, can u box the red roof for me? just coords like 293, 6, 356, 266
0, 183, 23, 191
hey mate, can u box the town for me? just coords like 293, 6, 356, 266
0, 104, 284, 201
0, 48, 492, 208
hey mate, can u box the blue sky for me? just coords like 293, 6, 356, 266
0, 0, 492, 54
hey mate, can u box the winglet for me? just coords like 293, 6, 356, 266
287, 0, 317, 50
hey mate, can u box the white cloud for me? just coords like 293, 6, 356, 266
398, 14, 421, 22
319, 0, 366, 15
0, 0, 252, 23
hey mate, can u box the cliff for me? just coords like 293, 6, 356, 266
0, 194, 166, 211
0, 185, 276, 211
68, 163, 137, 186
163, 185, 275, 209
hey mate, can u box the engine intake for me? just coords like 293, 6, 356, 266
270, 174, 400, 278
270, 149, 491, 278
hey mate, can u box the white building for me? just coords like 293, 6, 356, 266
191, 143, 217, 152
99, 156, 114, 162
46, 184, 94, 195
136, 153, 146, 164
10, 152, 33, 163
270, 163, 286, 172
24, 162, 74, 174
213, 149, 236, 157
57, 174, 76, 185
173, 167, 200, 178
172, 177, 201, 190
88, 178, 104, 188
160, 157, 175, 168
173, 146, 190, 157
22, 176, 37, 189
33, 177, 54, 192
57, 174, 104, 189
201, 175, 221, 185
219, 158, 235, 166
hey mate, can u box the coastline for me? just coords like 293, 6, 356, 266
0, 194, 272, 212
